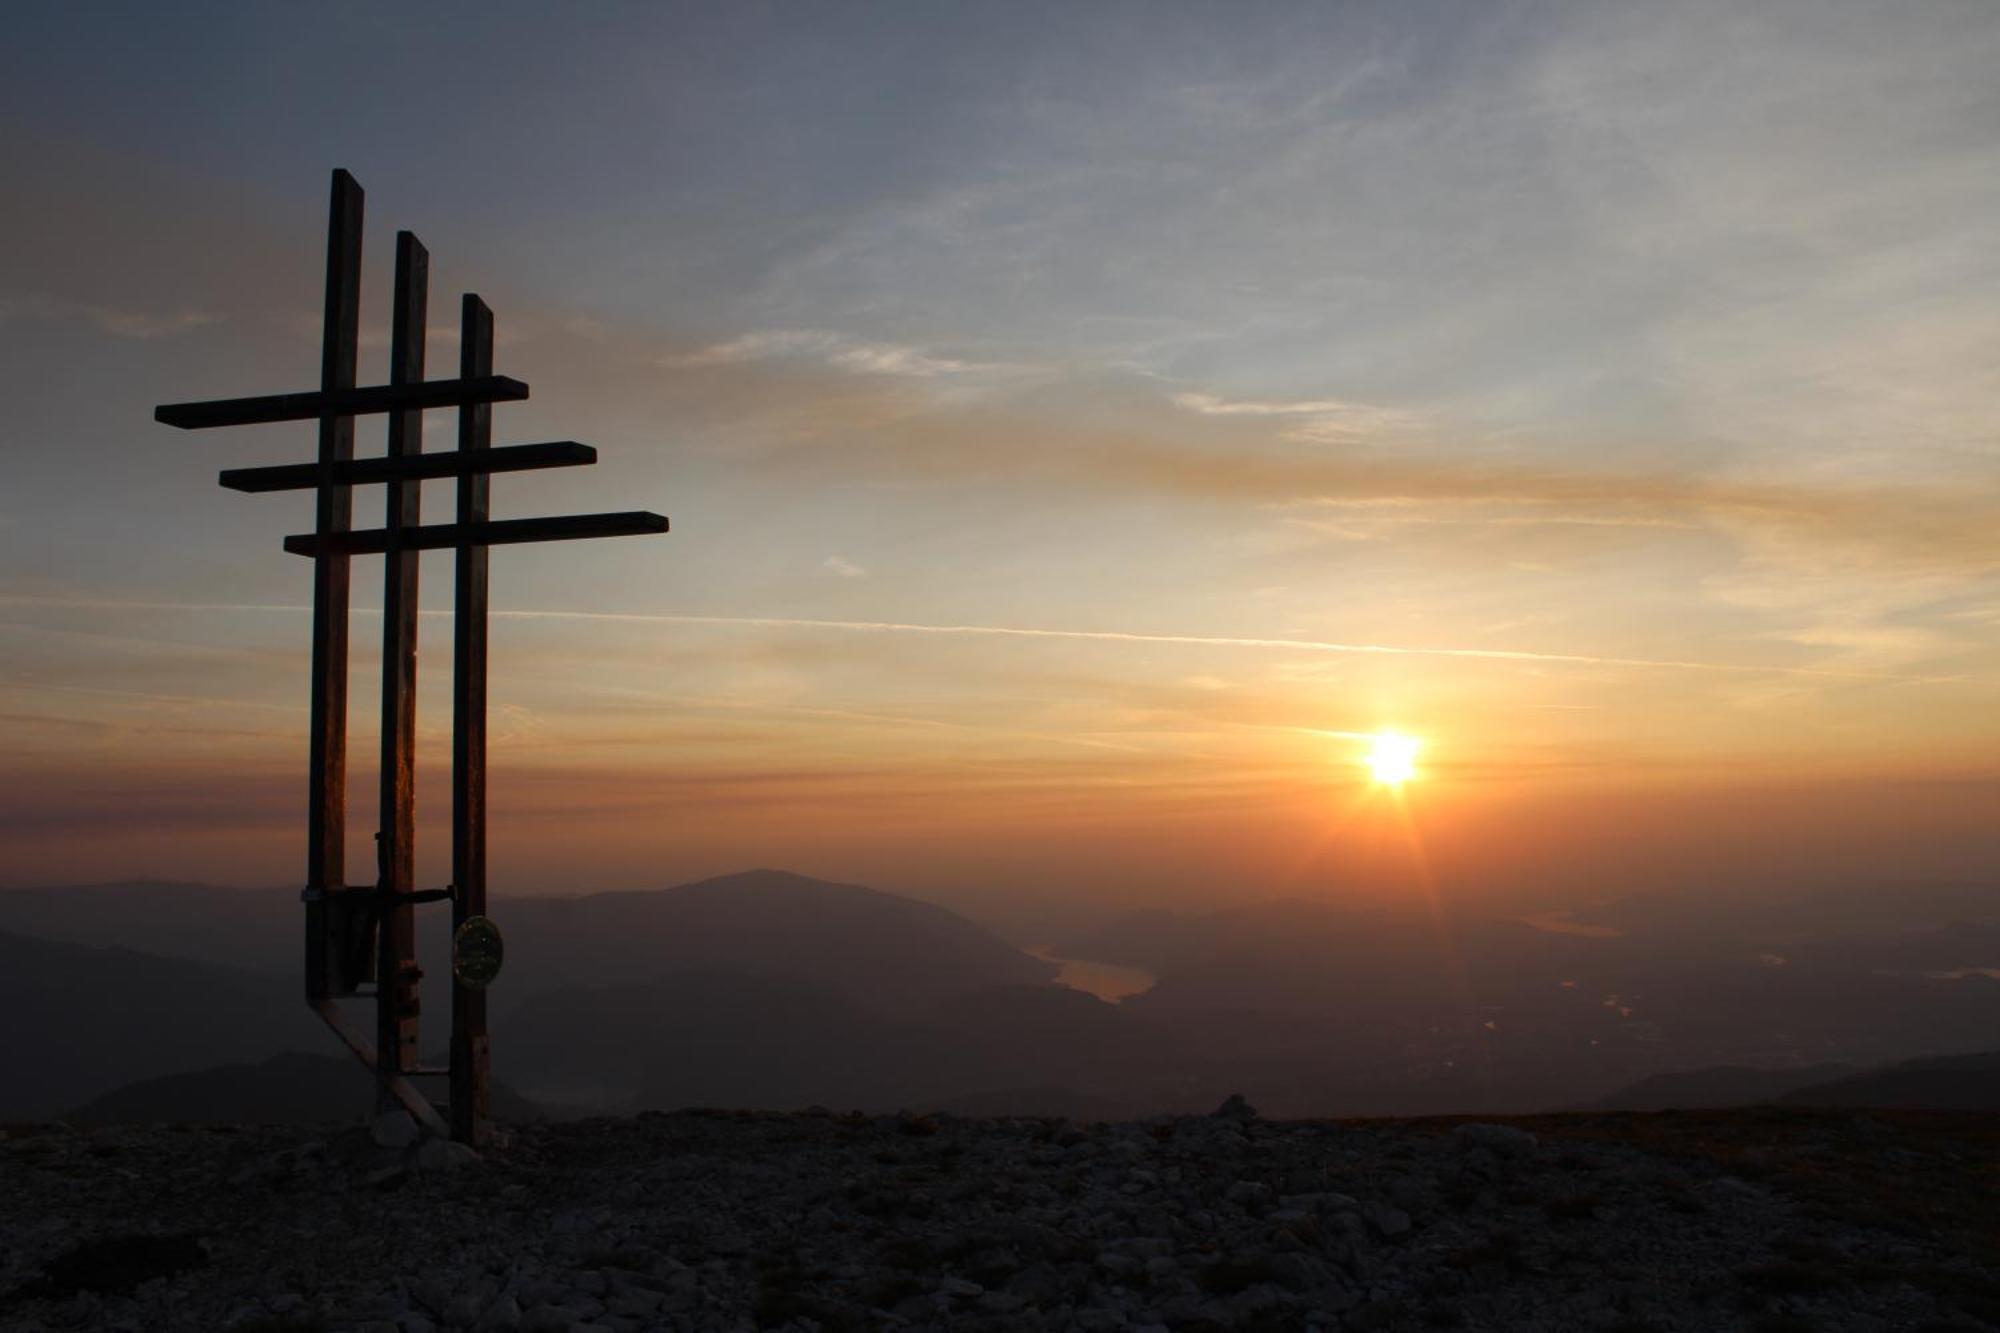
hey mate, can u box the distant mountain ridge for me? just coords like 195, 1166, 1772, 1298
0, 879, 298, 974
503, 967, 1158, 1115
6, 871, 1998, 1124
1581, 1048, 2000, 1112
0, 929, 316, 1119
1777, 1048, 2000, 1111
497, 869, 1055, 1009
1566, 881, 2000, 945
1575, 1062, 1859, 1112
0, 870, 1076, 1120
0, 869, 1055, 1005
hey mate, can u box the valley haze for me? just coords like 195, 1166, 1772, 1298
3, 869, 1993, 1125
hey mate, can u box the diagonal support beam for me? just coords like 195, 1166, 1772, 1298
310, 998, 449, 1137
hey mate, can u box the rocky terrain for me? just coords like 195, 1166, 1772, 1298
2, 1102, 1996, 1333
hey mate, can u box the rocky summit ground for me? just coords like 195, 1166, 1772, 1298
2, 1102, 1996, 1333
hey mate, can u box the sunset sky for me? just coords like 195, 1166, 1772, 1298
3, 2, 1997, 927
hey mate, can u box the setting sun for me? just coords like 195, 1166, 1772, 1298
1365, 731, 1422, 786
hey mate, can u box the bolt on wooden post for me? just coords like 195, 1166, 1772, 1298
156, 169, 669, 1144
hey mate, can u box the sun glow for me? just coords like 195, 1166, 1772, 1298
1364, 730, 1422, 785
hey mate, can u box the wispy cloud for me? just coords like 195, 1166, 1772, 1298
1284, 497, 1701, 533
1173, 391, 1366, 417
3, 680, 299, 714
663, 328, 986, 377
580, 685, 1154, 756
821, 555, 867, 579
83, 304, 219, 339
825, 344, 970, 377
1, 295, 219, 340
1172, 389, 1425, 445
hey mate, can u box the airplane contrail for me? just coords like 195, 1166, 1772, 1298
488, 610, 1961, 683
0, 595, 1969, 684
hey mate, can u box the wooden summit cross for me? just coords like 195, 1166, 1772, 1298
156, 169, 667, 1144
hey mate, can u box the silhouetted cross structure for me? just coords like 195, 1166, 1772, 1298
155, 169, 668, 1144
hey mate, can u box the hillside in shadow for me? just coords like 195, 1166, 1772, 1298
3, 871, 1996, 1122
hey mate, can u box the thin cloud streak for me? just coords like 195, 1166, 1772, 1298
661, 328, 992, 378
1173, 392, 1379, 417
5, 680, 301, 714
0, 596, 1973, 684
585, 687, 1158, 757
501, 612, 1966, 684
695, 364, 2000, 572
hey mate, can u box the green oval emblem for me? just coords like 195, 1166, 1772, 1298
452, 915, 504, 988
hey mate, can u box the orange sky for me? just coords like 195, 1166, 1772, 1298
3, 4, 1998, 928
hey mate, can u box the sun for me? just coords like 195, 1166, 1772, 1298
1364, 730, 1422, 785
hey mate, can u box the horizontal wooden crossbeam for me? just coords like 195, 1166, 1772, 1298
220, 441, 597, 492
283, 510, 668, 557
155, 375, 529, 430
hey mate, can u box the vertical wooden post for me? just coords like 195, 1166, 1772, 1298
451, 293, 493, 1145
305, 170, 362, 999
377, 231, 427, 1099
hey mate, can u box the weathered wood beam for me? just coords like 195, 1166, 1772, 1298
220, 441, 596, 493
283, 510, 669, 557
310, 998, 448, 1137
155, 375, 527, 430
376, 230, 427, 1098
451, 292, 493, 1147
305, 167, 362, 1002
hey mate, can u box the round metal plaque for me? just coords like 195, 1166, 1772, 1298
452, 915, 505, 989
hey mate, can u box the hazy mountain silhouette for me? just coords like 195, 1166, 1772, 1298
1778, 1047, 2000, 1111
0, 870, 1055, 1005
1566, 880, 1998, 946
522, 883, 2000, 1118
1789, 920, 2000, 973
1092, 895, 2000, 1115
1582, 1048, 2000, 1112
0, 880, 295, 974
495, 869, 1055, 1006
0, 929, 315, 1118
6, 871, 1998, 1123
1056, 906, 1198, 972
506, 969, 1160, 1114
1118, 897, 1593, 1020
506, 969, 878, 1109
1577, 1062, 1858, 1111
0, 871, 1073, 1119
64, 1051, 542, 1125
